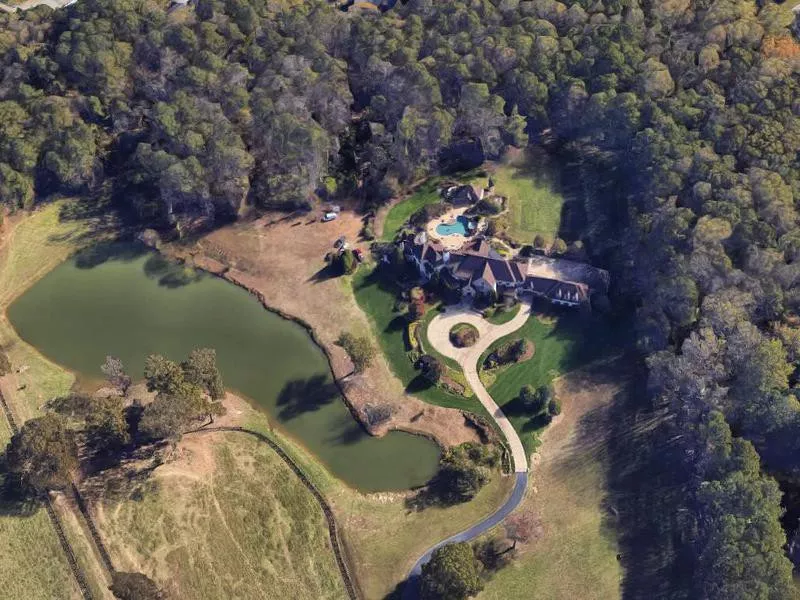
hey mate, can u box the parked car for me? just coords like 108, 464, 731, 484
326, 205, 341, 213
334, 236, 347, 249
353, 248, 364, 262
321, 212, 338, 222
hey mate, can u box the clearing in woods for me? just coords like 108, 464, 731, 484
491, 149, 567, 246
477, 362, 625, 600
0, 206, 515, 599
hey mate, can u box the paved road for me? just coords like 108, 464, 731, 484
402, 472, 528, 599
425, 302, 531, 472
402, 302, 532, 599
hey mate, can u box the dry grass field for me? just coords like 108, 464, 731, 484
0, 202, 95, 600
95, 431, 348, 600
477, 363, 624, 600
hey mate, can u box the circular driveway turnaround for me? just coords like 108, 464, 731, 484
426, 302, 531, 473
402, 302, 531, 599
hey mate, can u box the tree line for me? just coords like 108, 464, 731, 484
2, 0, 800, 596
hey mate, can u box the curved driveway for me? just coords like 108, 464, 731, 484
427, 302, 530, 473
403, 302, 531, 599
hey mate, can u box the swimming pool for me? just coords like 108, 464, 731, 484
436, 216, 473, 236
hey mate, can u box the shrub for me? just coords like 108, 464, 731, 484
109, 571, 163, 600
340, 249, 357, 274
0, 349, 10, 376
336, 332, 375, 373
419, 354, 444, 384
407, 322, 420, 350
450, 323, 479, 347
520, 383, 554, 414
548, 397, 562, 416
420, 543, 483, 600
408, 297, 425, 321
551, 237, 567, 255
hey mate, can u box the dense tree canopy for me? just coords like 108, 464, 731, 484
2, 0, 800, 594
4, 414, 78, 493
420, 542, 483, 600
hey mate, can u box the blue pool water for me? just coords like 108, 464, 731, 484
436, 216, 472, 236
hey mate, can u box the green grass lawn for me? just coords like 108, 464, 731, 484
492, 152, 567, 245
485, 303, 521, 325
381, 180, 442, 241
351, 267, 488, 417
481, 307, 626, 454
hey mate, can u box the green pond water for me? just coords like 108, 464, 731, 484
7, 243, 440, 491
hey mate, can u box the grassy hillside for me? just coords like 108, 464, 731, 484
97, 432, 348, 600
478, 368, 624, 600
0, 203, 95, 600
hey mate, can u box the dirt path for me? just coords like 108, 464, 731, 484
166, 211, 481, 448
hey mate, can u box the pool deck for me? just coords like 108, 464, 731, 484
426, 207, 471, 251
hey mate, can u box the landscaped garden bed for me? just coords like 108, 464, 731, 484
449, 323, 479, 348
481, 338, 534, 388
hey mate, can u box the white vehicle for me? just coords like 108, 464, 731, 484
321, 212, 338, 222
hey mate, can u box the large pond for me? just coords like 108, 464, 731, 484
7, 243, 440, 491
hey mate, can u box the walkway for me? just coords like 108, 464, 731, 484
402, 301, 531, 599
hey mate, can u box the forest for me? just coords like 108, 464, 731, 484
1, 0, 799, 597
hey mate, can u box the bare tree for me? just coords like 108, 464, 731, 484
505, 511, 540, 550
101, 355, 131, 396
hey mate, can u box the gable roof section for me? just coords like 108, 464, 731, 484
525, 255, 609, 293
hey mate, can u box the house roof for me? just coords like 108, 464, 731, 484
524, 276, 588, 303
525, 255, 609, 293
451, 253, 522, 286
444, 184, 484, 206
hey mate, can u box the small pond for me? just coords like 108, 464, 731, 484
7, 243, 440, 491
436, 215, 473, 236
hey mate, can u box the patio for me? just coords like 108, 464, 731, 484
425, 207, 474, 251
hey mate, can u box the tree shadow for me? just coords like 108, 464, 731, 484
275, 375, 340, 421
405, 374, 434, 395
0, 473, 41, 518
386, 315, 407, 333
328, 418, 368, 446
142, 254, 204, 288
308, 263, 339, 283
78, 442, 169, 505
73, 241, 148, 269
598, 368, 695, 599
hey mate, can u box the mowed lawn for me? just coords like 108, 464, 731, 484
381, 180, 441, 241
0, 202, 97, 600
492, 153, 566, 245
380, 169, 485, 241
351, 266, 489, 417
481, 308, 626, 454
97, 432, 347, 600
